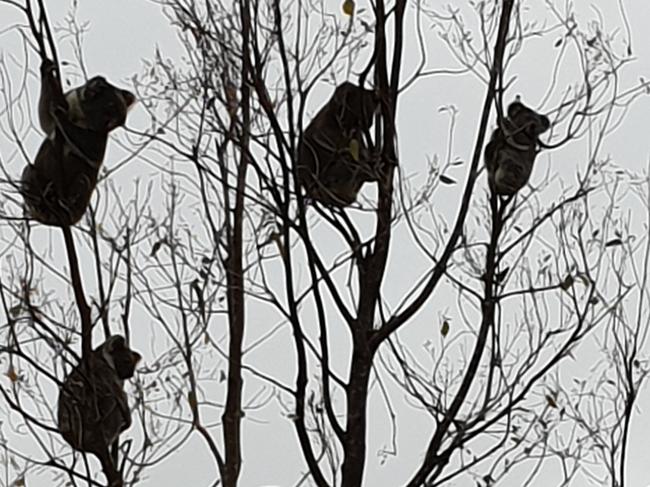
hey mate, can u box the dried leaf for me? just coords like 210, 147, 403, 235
342, 0, 355, 16
6, 366, 18, 383
545, 394, 558, 408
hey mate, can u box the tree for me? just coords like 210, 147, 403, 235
0, 0, 649, 486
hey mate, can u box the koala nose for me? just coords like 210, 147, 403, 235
121, 90, 136, 109
131, 351, 142, 365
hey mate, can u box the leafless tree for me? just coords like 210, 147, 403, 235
0, 1, 649, 486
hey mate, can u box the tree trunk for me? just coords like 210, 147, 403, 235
341, 347, 373, 487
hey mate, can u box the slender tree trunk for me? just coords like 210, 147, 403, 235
221, 1, 252, 484
341, 346, 374, 487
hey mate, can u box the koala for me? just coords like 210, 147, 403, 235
58, 335, 141, 486
484, 101, 550, 196
297, 82, 379, 207
21, 59, 135, 226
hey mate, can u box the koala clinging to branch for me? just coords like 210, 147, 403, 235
21, 59, 135, 226
58, 335, 141, 487
297, 82, 379, 207
484, 100, 550, 197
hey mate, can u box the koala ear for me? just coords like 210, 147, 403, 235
131, 350, 143, 367
121, 89, 136, 109
83, 77, 108, 100
104, 335, 127, 354
507, 101, 524, 119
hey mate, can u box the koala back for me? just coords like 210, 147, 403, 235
57, 337, 140, 456
297, 83, 378, 206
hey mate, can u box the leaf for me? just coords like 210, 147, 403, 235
440, 320, 450, 337
554, 37, 563, 47
270, 232, 286, 260
342, 0, 355, 16
605, 238, 623, 247
495, 267, 509, 283
150, 240, 164, 257
349, 138, 360, 161
545, 394, 558, 408
439, 174, 456, 185
560, 275, 573, 291
6, 366, 18, 383
188, 391, 198, 409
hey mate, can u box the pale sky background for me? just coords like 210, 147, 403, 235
1, 1, 650, 486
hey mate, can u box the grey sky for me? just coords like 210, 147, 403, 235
1, 1, 650, 486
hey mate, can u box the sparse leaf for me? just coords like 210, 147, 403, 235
605, 238, 623, 247
495, 267, 509, 283
439, 174, 456, 185
270, 232, 286, 260
440, 320, 450, 337
560, 275, 573, 291
188, 391, 198, 410
150, 240, 164, 257
9, 305, 22, 318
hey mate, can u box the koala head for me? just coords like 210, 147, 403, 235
507, 101, 550, 140
332, 82, 378, 131
100, 335, 141, 380
68, 77, 136, 133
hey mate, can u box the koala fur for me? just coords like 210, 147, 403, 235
297, 82, 379, 207
21, 59, 135, 226
484, 101, 550, 196
58, 335, 141, 486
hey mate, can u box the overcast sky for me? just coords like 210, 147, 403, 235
1, 1, 650, 486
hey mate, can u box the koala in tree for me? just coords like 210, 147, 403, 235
484, 100, 550, 196
21, 59, 136, 226
58, 335, 141, 487
297, 82, 379, 207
